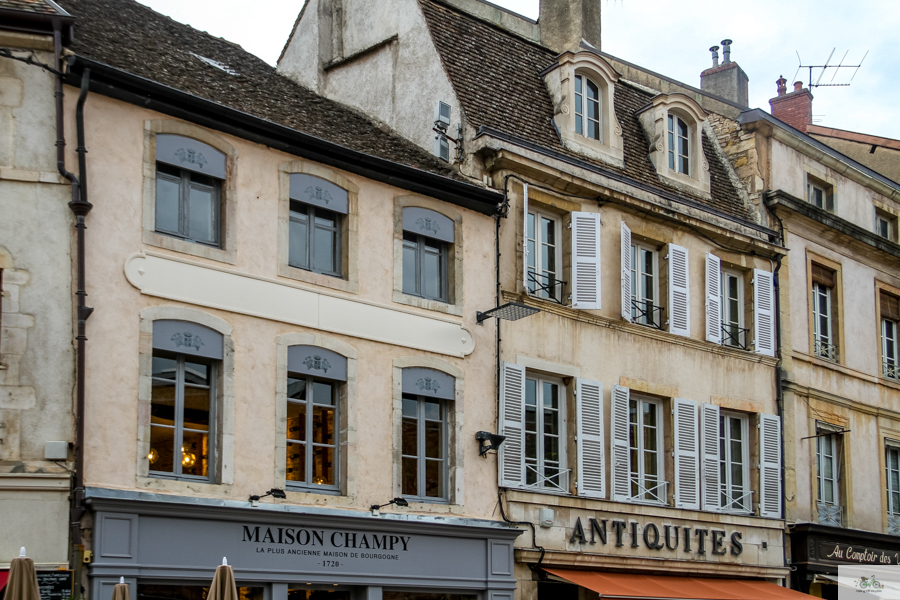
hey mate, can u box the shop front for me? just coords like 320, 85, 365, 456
789, 522, 900, 599
85, 489, 521, 600
507, 495, 805, 600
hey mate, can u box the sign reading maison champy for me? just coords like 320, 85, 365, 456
241, 524, 411, 565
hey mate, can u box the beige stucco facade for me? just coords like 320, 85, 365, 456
0, 30, 74, 569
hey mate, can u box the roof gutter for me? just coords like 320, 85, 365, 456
64, 56, 503, 216
0, 8, 74, 42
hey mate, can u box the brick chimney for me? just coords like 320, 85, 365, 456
769, 76, 813, 133
539, 0, 601, 53
700, 39, 749, 107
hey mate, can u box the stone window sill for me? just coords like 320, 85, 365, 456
392, 290, 463, 317
277, 263, 357, 294
143, 230, 236, 265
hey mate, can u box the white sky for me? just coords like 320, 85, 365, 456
138, 0, 899, 139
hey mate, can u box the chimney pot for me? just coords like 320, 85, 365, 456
793, 81, 803, 92
776, 75, 787, 96
770, 77, 813, 133
709, 45, 720, 68
721, 39, 733, 63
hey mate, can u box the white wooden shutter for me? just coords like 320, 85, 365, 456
522, 184, 530, 293
576, 378, 605, 498
667, 243, 691, 337
700, 402, 721, 511
705, 253, 722, 344
672, 397, 700, 510
498, 362, 526, 488
758, 413, 782, 518
610, 384, 631, 501
621, 222, 632, 322
754, 269, 776, 357
571, 212, 601, 310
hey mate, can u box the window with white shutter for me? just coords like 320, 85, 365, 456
523, 375, 567, 492
705, 253, 722, 344
620, 223, 632, 322
721, 269, 747, 349
667, 243, 690, 337
626, 395, 665, 504
719, 411, 751, 513
699, 402, 721, 511
576, 378, 604, 498
753, 269, 776, 357
498, 362, 526, 488
758, 413, 782, 518
673, 398, 699, 510
571, 212, 601, 310
610, 384, 631, 501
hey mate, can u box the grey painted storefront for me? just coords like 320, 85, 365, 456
86, 489, 520, 600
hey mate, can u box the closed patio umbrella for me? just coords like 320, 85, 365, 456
5, 548, 41, 600
205, 558, 237, 600
111, 577, 129, 600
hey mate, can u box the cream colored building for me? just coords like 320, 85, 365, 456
279, 1, 805, 599
0, 1, 76, 574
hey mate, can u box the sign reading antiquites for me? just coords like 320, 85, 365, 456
569, 516, 743, 557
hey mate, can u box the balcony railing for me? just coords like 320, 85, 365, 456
524, 464, 570, 493
814, 338, 838, 362
631, 299, 665, 330
719, 488, 754, 513
884, 360, 900, 380
889, 515, 900, 536
817, 501, 843, 527
628, 478, 668, 504
722, 324, 750, 350
527, 270, 567, 305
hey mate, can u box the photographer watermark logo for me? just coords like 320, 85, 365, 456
855, 575, 885, 594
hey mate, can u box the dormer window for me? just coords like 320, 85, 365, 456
668, 115, 690, 175
575, 75, 601, 141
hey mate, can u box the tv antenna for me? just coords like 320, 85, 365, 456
793, 48, 867, 89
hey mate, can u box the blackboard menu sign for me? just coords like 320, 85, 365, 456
37, 570, 74, 600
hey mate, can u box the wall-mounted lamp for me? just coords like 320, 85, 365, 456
370, 497, 409, 516
249, 488, 286, 507
476, 302, 540, 325
476, 431, 506, 457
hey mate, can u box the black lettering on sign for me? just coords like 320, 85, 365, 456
664, 525, 679, 551
589, 518, 607, 545
643, 523, 664, 550
612, 520, 627, 548
711, 530, 727, 555
570, 517, 588, 544
630, 522, 639, 548
731, 532, 743, 556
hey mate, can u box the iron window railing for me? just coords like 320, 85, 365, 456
817, 501, 843, 527
719, 488, 754, 513
631, 299, 665, 330
889, 515, 900, 536
524, 464, 570, 493
527, 270, 568, 305
884, 360, 900, 380
722, 324, 750, 350
814, 339, 838, 362
628, 478, 668, 504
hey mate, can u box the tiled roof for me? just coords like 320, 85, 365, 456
0, 0, 68, 14
54, 0, 466, 182
419, 0, 752, 222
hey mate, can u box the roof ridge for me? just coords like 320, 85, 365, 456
421, 0, 555, 55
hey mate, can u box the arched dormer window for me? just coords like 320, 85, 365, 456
636, 93, 711, 196
575, 75, 601, 141
543, 51, 624, 167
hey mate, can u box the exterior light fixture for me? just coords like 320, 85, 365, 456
475, 431, 507, 457
370, 497, 409, 516
476, 302, 540, 325
249, 488, 287, 507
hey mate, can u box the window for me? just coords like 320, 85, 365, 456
720, 270, 746, 349
628, 396, 664, 503
719, 412, 750, 512
668, 115, 690, 175
887, 445, 900, 534
631, 242, 660, 327
806, 174, 834, 212
154, 135, 226, 248
148, 320, 224, 482
876, 211, 895, 241
401, 207, 454, 304
524, 376, 566, 491
287, 174, 348, 278
284, 345, 347, 493
575, 74, 601, 141
882, 292, 900, 379
526, 209, 562, 301
400, 367, 454, 502
808, 182, 826, 209
811, 264, 837, 361
816, 431, 842, 526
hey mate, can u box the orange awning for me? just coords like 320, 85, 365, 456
544, 568, 812, 600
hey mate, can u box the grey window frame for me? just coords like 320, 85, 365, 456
574, 74, 601, 141
402, 232, 449, 303
149, 350, 218, 483
812, 281, 835, 360
628, 395, 665, 504
524, 374, 567, 492
288, 200, 343, 278
720, 269, 745, 348
668, 115, 690, 175
886, 444, 900, 517
285, 373, 341, 494
631, 242, 660, 326
718, 411, 751, 513
401, 393, 449, 502
883, 318, 899, 380
155, 163, 222, 247
526, 208, 562, 301
817, 432, 840, 506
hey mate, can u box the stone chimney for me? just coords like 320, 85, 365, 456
539, 0, 601, 53
700, 39, 749, 107
769, 76, 813, 133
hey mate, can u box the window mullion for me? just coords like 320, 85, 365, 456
306, 376, 314, 486
179, 172, 189, 239
308, 207, 317, 272
418, 397, 426, 498
174, 356, 186, 476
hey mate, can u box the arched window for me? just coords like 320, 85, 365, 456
400, 367, 455, 501
149, 320, 224, 481
285, 345, 348, 492
155, 135, 226, 247
401, 207, 455, 303
668, 115, 690, 175
288, 174, 349, 277
575, 74, 601, 141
